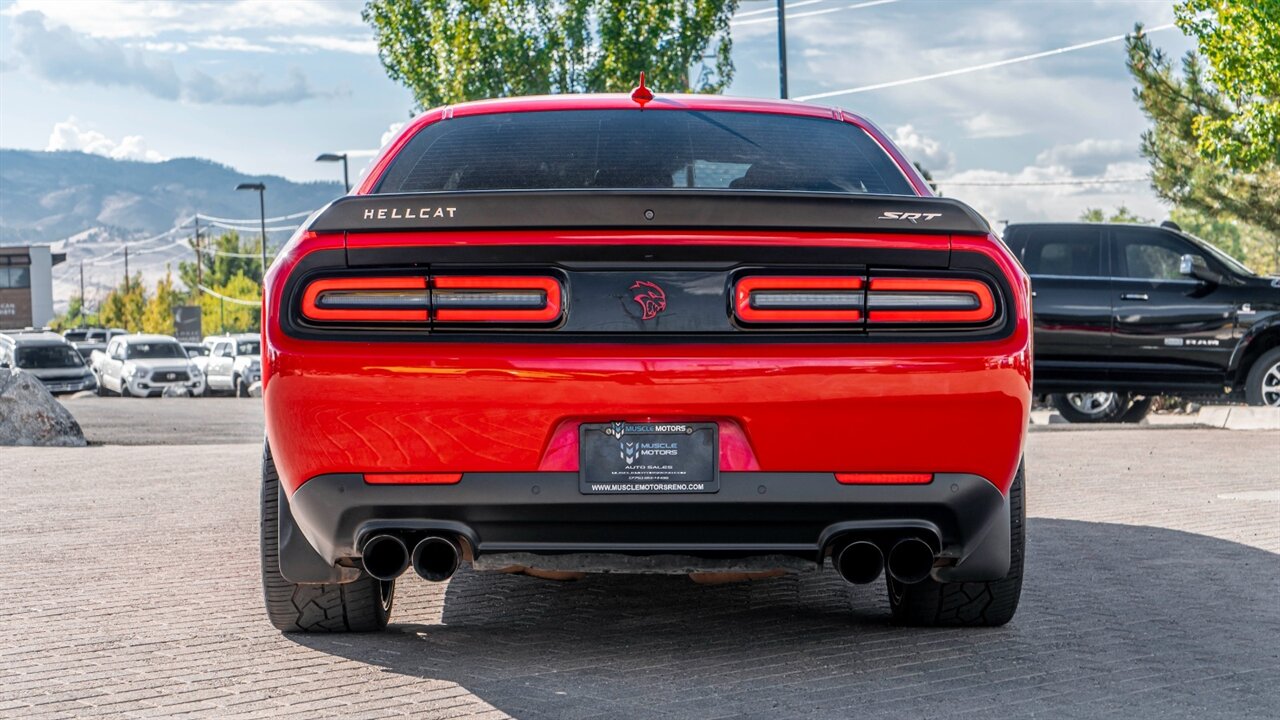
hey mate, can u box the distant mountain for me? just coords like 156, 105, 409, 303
0, 149, 343, 244
0, 149, 345, 312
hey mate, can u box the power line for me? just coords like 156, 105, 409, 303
196, 284, 260, 307
197, 210, 312, 224
936, 177, 1149, 187
733, 0, 825, 21
734, 0, 896, 27
795, 22, 1178, 101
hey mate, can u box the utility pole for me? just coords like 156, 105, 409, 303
79, 262, 85, 326
777, 0, 789, 99
193, 214, 202, 291
123, 244, 129, 294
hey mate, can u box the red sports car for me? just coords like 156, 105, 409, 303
260, 91, 1031, 632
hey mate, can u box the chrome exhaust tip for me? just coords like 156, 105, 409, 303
412, 536, 462, 582
361, 534, 410, 581
834, 540, 884, 585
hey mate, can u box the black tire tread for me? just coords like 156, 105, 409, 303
1245, 347, 1280, 407
261, 443, 391, 632
889, 464, 1025, 627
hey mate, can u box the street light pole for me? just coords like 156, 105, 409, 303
777, 0, 789, 99
235, 182, 268, 281
316, 153, 350, 193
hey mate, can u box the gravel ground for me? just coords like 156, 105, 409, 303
2, 422, 1277, 719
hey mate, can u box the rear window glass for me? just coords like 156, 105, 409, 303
375, 110, 915, 196
1016, 227, 1104, 277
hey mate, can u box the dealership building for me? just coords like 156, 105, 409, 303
0, 246, 64, 331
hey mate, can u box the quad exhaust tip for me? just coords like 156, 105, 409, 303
412, 536, 462, 582
361, 534, 410, 581
886, 537, 936, 585
834, 540, 884, 585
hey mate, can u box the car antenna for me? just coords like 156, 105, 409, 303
631, 72, 653, 109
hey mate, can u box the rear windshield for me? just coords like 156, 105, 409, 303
126, 342, 185, 360
17, 345, 84, 369
375, 109, 915, 196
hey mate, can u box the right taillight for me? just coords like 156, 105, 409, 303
734, 276, 864, 324
866, 278, 995, 324
433, 276, 562, 323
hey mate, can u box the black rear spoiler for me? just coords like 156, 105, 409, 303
307, 190, 991, 235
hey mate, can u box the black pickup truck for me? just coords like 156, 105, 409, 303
1003, 222, 1280, 422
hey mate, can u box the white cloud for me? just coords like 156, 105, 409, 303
46, 117, 167, 162
379, 121, 407, 148
10, 12, 330, 106
191, 35, 277, 53
0, 0, 363, 39
1035, 138, 1136, 175
962, 111, 1026, 139
936, 161, 1163, 225
268, 35, 378, 55
891, 124, 955, 172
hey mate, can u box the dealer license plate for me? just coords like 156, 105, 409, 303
579, 422, 719, 494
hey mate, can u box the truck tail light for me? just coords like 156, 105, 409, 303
432, 276, 563, 323
734, 276, 864, 324
836, 472, 934, 485
866, 278, 995, 324
301, 277, 429, 323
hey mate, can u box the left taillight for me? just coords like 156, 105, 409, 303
299, 275, 563, 326
301, 277, 429, 323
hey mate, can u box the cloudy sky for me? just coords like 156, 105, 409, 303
0, 0, 1195, 224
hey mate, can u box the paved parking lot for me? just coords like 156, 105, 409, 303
2, 401, 1277, 719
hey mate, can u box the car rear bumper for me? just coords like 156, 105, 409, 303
280, 471, 1011, 585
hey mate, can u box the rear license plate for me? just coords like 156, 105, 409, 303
579, 422, 719, 494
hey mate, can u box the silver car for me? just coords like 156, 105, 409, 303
0, 330, 99, 395
96, 334, 206, 398
201, 333, 261, 397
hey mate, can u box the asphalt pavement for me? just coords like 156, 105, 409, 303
3, 402, 1278, 719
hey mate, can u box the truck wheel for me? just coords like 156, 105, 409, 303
1050, 392, 1129, 423
95, 379, 107, 397
261, 443, 393, 632
235, 374, 249, 398
1245, 347, 1280, 407
888, 464, 1025, 627
1119, 395, 1154, 423
120, 383, 132, 398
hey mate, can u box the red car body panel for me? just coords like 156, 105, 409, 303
263, 94, 1032, 589
265, 229, 1030, 498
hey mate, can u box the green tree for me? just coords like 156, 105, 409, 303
178, 230, 264, 300
1174, 0, 1280, 170
141, 268, 182, 335
200, 272, 261, 334
49, 295, 97, 331
1079, 206, 1150, 224
1126, 25, 1280, 273
97, 274, 148, 332
362, 0, 738, 110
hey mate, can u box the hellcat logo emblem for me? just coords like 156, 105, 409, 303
630, 280, 667, 320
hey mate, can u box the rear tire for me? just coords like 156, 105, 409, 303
1119, 395, 1154, 423
120, 383, 132, 398
261, 442, 393, 632
888, 463, 1025, 627
1245, 347, 1280, 407
1051, 392, 1139, 423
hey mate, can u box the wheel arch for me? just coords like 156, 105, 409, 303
1230, 319, 1280, 388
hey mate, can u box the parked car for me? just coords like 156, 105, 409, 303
200, 333, 261, 397
1003, 222, 1280, 421
62, 327, 126, 361
0, 330, 98, 395
95, 334, 206, 397
259, 92, 1032, 632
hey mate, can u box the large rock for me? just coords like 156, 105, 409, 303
0, 369, 87, 447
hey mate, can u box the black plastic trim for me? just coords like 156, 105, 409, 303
282, 471, 1010, 584
309, 190, 991, 235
